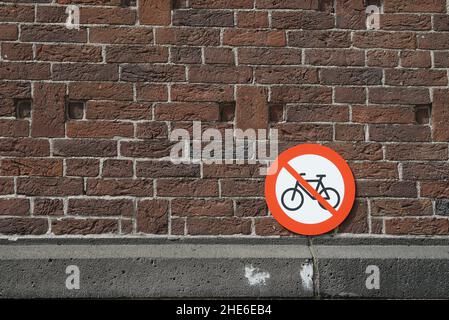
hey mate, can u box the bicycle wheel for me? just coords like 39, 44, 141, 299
281, 188, 304, 211
318, 187, 341, 210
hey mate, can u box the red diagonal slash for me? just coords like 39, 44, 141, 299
283, 162, 339, 216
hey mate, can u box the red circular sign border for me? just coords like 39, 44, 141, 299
265, 144, 356, 236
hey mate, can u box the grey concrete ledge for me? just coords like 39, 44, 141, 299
0, 239, 449, 299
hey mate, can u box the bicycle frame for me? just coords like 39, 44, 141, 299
291, 176, 331, 200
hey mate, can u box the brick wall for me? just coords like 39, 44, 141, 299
1, 0, 449, 237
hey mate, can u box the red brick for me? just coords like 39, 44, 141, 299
0, 218, 48, 235
0, 119, 28, 137
288, 31, 350, 48
80, 6, 135, 24
156, 28, 220, 46
0, 159, 62, 177
338, 200, 368, 234
171, 84, 234, 102
173, 9, 234, 27
136, 122, 168, 139
86, 101, 151, 120
155, 103, 219, 121
335, 124, 365, 142
236, 199, 267, 217
189, 66, 252, 84
432, 89, 449, 141
90, 27, 153, 44
272, 11, 334, 29
187, 217, 251, 235
66, 159, 100, 177
372, 199, 433, 216
324, 143, 383, 160
0, 24, 18, 40
384, 0, 446, 13
0, 178, 14, 195
239, 48, 301, 65
0, 5, 35, 22
20, 25, 87, 43
36, 44, 102, 62
220, 179, 264, 197
192, 0, 252, 8
157, 179, 218, 197
237, 11, 269, 28
120, 140, 174, 158
0, 62, 50, 80
171, 47, 202, 64
172, 199, 233, 217
357, 180, 417, 197
381, 14, 431, 31
305, 49, 365, 66
369, 88, 431, 105
224, 29, 286, 47
34, 198, 64, 216
255, 218, 294, 236
52, 218, 118, 235
256, 67, 318, 84
17, 177, 84, 196
139, 0, 171, 25
369, 124, 431, 142
271, 86, 332, 103
0, 198, 29, 216
287, 105, 349, 122
69, 82, 133, 101
204, 47, 235, 65
86, 179, 153, 196
0, 138, 49, 157
350, 162, 398, 180
385, 69, 447, 86
32, 83, 65, 137
1, 43, 33, 61
334, 87, 366, 103
137, 200, 168, 234
102, 159, 133, 178
67, 121, 134, 138
352, 106, 416, 124
68, 199, 133, 216
367, 50, 399, 67
136, 84, 168, 102
137, 161, 200, 178
401, 51, 431, 68
385, 144, 448, 161
386, 218, 449, 235
274, 123, 333, 141
53, 139, 117, 157
236, 86, 268, 130
353, 32, 416, 49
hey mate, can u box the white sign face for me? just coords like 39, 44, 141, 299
275, 154, 345, 225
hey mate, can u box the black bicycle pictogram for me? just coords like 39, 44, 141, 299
281, 174, 341, 211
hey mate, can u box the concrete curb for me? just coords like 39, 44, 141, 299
0, 239, 448, 298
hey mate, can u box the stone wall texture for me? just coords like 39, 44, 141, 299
1, 0, 449, 237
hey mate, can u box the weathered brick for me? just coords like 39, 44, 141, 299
52, 218, 118, 235
432, 89, 449, 141
139, 0, 171, 25
372, 199, 433, 216
0, 198, 30, 216
187, 217, 251, 235
172, 199, 233, 217
34, 198, 64, 216
0, 158, 62, 177
86, 179, 153, 196
66, 159, 100, 177
54, 139, 117, 157
102, 159, 133, 178
236, 86, 268, 130
386, 218, 449, 235
68, 199, 133, 216
0, 218, 47, 235
67, 121, 134, 138
157, 179, 218, 197
137, 200, 168, 234
17, 177, 84, 196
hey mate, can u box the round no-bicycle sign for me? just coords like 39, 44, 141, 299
265, 144, 356, 235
